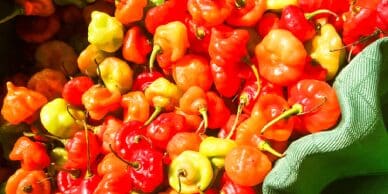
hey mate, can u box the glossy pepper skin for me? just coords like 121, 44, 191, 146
40, 98, 85, 138
226, 0, 266, 27
121, 91, 150, 123
77, 44, 112, 77
115, 0, 147, 26
1, 82, 47, 125
62, 76, 94, 107
122, 26, 152, 65
150, 21, 190, 73
255, 29, 307, 86
199, 136, 237, 168
187, 0, 234, 27
88, 11, 124, 53
5, 168, 51, 194
98, 57, 134, 94
132, 71, 164, 92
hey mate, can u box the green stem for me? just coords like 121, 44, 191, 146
258, 141, 285, 158
227, 95, 247, 139
149, 44, 162, 73
144, 106, 163, 126
249, 63, 261, 99
23, 132, 67, 145
108, 144, 140, 169
199, 107, 208, 130
305, 9, 338, 20
235, 0, 246, 8
0, 7, 24, 24
261, 104, 303, 134
83, 118, 92, 178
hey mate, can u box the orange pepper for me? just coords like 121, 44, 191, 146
97, 152, 129, 177
77, 44, 112, 77
5, 168, 51, 194
27, 68, 67, 101
115, 0, 148, 26
82, 85, 121, 120
179, 86, 209, 129
121, 91, 150, 123
1, 82, 47, 125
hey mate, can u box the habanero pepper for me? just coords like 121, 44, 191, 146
77, 44, 112, 77
256, 12, 281, 38
199, 136, 237, 168
62, 76, 95, 107
166, 132, 203, 160
175, 107, 203, 131
132, 71, 164, 92
1, 82, 47, 125
184, 16, 212, 54
255, 29, 307, 86
56, 170, 82, 193
115, 0, 147, 26
94, 172, 132, 194
210, 62, 243, 98
121, 91, 150, 123
97, 152, 128, 177
0, 0, 55, 24
206, 91, 231, 129
179, 86, 209, 129
220, 172, 256, 194
377, 0, 388, 33
27, 68, 68, 101
149, 21, 190, 73
93, 116, 123, 154
98, 57, 134, 94
5, 168, 51, 194
187, 0, 234, 27
226, 0, 266, 27
122, 26, 152, 65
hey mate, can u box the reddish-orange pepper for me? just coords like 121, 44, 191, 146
122, 26, 152, 65
1, 82, 47, 125
115, 0, 148, 26
9, 136, 51, 171
77, 44, 112, 77
0, 0, 55, 24
206, 91, 231, 129
121, 91, 150, 123
172, 54, 213, 92
94, 116, 124, 154
226, 0, 267, 27
97, 152, 129, 176
15, 14, 60, 43
188, 0, 234, 27
179, 86, 209, 129
5, 168, 51, 194
27, 68, 67, 101
175, 108, 203, 131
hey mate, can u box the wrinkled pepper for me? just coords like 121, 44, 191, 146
0, 0, 55, 24
77, 44, 112, 77
257, 12, 281, 38
5, 169, 51, 194
184, 16, 212, 54
88, 11, 124, 53
1, 82, 47, 125
168, 150, 213, 193
144, 77, 183, 125
27, 68, 67, 101
149, 21, 189, 73
132, 71, 164, 92
93, 116, 123, 154
99, 57, 134, 94
166, 132, 202, 160
226, 0, 266, 27
307, 21, 345, 80
199, 136, 237, 168
187, 0, 234, 27
40, 98, 85, 138
121, 91, 150, 123
206, 91, 231, 129
115, 0, 147, 25
62, 76, 94, 107
122, 26, 152, 65
94, 172, 132, 194
179, 86, 208, 129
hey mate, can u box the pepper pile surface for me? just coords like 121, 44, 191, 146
0, 0, 387, 193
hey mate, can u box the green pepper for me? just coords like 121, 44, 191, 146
308, 20, 346, 80
40, 98, 85, 139
144, 77, 182, 125
168, 150, 213, 193
49, 147, 68, 168
199, 136, 237, 168
88, 11, 124, 53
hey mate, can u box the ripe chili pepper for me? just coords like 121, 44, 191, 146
5, 168, 51, 194
82, 85, 121, 121
1, 82, 47, 125
168, 150, 213, 193
299, 58, 328, 81
0, 0, 55, 24
172, 54, 213, 92
210, 62, 243, 98
226, 0, 266, 27
298, 0, 350, 14
199, 136, 237, 168
187, 0, 234, 27
62, 76, 94, 107
146, 112, 189, 151
94, 172, 132, 194
88, 11, 124, 53
77, 44, 112, 77
64, 130, 101, 170
175, 107, 203, 131
97, 152, 128, 176
166, 132, 202, 160
34, 40, 79, 75
122, 26, 152, 65
220, 172, 256, 194
144, 77, 183, 125
99, 57, 134, 94
149, 21, 190, 73
256, 12, 280, 38
40, 98, 85, 138
121, 91, 150, 123
255, 29, 307, 86
262, 79, 341, 134
144, 0, 188, 34
307, 21, 345, 80
132, 71, 164, 91
56, 170, 82, 193
224, 145, 272, 186
279, 5, 338, 42
93, 116, 123, 154
218, 113, 250, 139
15, 14, 60, 43
64, 173, 102, 194
184, 16, 212, 54
377, 0, 388, 33
206, 91, 231, 129
179, 86, 209, 129
115, 0, 147, 26
9, 136, 51, 171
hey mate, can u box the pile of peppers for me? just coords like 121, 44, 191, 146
0, 0, 387, 193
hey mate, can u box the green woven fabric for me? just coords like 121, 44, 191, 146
262, 37, 388, 194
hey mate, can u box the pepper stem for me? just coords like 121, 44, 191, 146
144, 106, 163, 126
83, 113, 92, 178
261, 104, 303, 134
199, 107, 208, 130
23, 132, 67, 145
305, 9, 338, 20
177, 169, 187, 194
235, 0, 246, 8
258, 141, 285, 158
0, 7, 24, 24
149, 44, 162, 73
108, 144, 141, 169
227, 95, 246, 140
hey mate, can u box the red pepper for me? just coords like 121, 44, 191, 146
256, 12, 280, 38
94, 116, 123, 154
146, 112, 189, 151
122, 26, 152, 65
115, 0, 147, 25
113, 120, 147, 159
220, 172, 257, 194
187, 0, 234, 27
9, 136, 51, 171
210, 62, 243, 98
62, 76, 94, 107
298, 0, 350, 14
94, 172, 132, 194
377, 0, 388, 33
56, 170, 82, 193
226, 0, 266, 27
184, 16, 212, 54
64, 173, 102, 194
218, 113, 250, 139
0, 0, 55, 24
132, 71, 164, 91
206, 91, 231, 129
15, 14, 60, 43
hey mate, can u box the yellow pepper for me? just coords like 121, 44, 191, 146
308, 21, 345, 80
266, 0, 297, 11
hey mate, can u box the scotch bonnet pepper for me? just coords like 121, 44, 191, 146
88, 11, 124, 53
